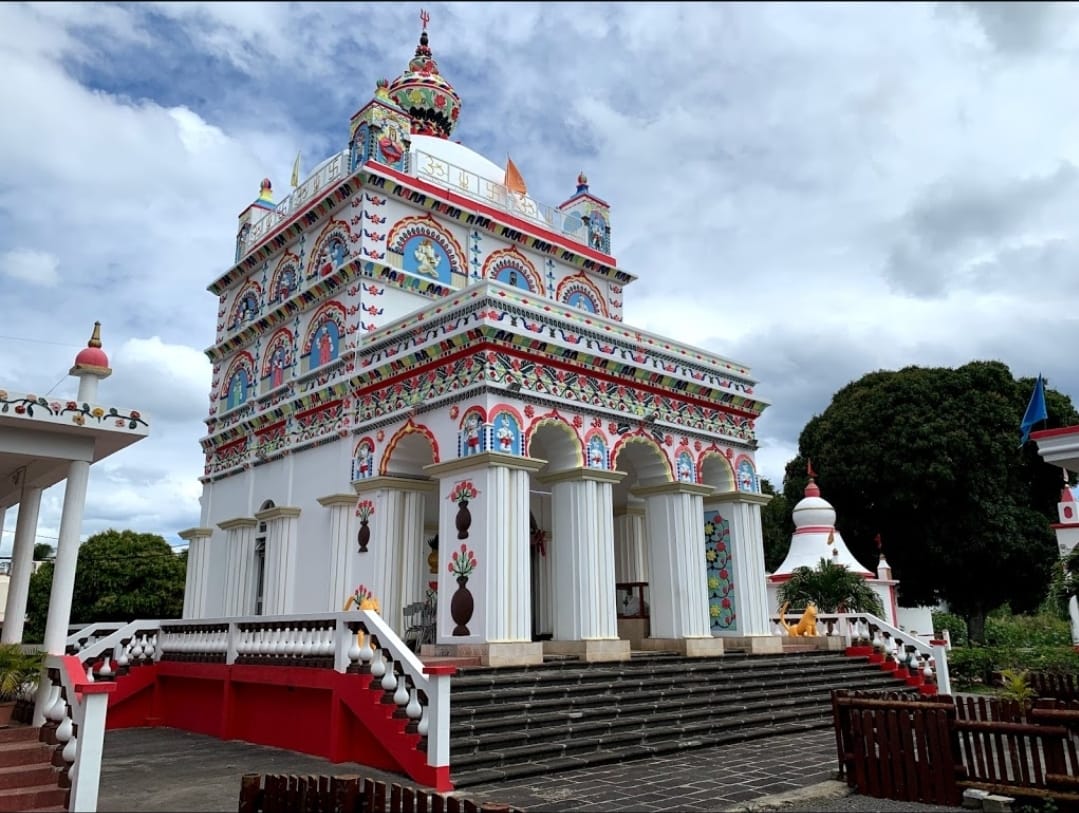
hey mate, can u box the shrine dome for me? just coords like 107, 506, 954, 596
791, 478, 836, 529
409, 134, 504, 186
72, 321, 110, 371
389, 29, 461, 139
771, 478, 873, 578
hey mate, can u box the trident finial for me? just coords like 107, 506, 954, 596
420, 8, 430, 30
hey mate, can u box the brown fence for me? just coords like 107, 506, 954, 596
833, 690, 1079, 808
238, 774, 523, 813
1030, 673, 1079, 702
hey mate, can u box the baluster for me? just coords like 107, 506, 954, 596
46, 689, 67, 724
348, 631, 363, 669
381, 660, 398, 693
393, 674, 410, 706
299, 627, 313, 658
282, 627, 298, 658
55, 712, 73, 745
63, 732, 77, 777
406, 688, 422, 720
270, 627, 284, 657
98, 654, 114, 679
370, 649, 386, 679
417, 705, 429, 736
319, 626, 335, 657
85, 660, 95, 682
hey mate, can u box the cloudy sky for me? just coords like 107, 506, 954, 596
2, 1, 1078, 553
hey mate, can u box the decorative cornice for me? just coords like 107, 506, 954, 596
631, 482, 716, 499
424, 452, 547, 479
351, 476, 437, 495
704, 491, 774, 507
538, 467, 628, 486
217, 517, 258, 531
317, 493, 362, 507
254, 506, 302, 522
177, 526, 214, 540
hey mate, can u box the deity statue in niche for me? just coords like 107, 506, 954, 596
315, 322, 338, 367
496, 414, 514, 451
269, 345, 290, 388
378, 124, 404, 164
464, 412, 482, 454
414, 238, 440, 277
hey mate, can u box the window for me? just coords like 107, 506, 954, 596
254, 500, 275, 615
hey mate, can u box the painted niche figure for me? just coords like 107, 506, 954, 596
270, 347, 289, 388
414, 238, 440, 278
496, 414, 514, 451
465, 413, 481, 453
677, 456, 693, 482
378, 125, 404, 164
317, 324, 335, 366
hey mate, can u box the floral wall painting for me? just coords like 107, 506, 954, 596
492, 411, 521, 455
448, 479, 479, 540
705, 511, 737, 632
448, 542, 477, 636
355, 499, 375, 553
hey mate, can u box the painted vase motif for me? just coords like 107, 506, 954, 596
357, 520, 370, 553
455, 499, 472, 540
450, 576, 474, 636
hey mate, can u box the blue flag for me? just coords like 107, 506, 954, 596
1019, 374, 1048, 447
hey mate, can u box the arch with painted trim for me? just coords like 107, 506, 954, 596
555, 273, 608, 317
268, 252, 301, 303
482, 246, 542, 294
698, 447, 737, 493
220, 351, 257, 411
379, 420, 441, 476
302, 300, 347, 372
309, 219, 353, 279
732, 453, 760, 493
583, 429, 610, 469
387, 214, 466, 284
525, 415, 584, 471
260, 327, 294, 391
229, 280, 263, 329
489, 404, 526, 456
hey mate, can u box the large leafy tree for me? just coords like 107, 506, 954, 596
760, 478, 793, 572
24, 529, 186, 642
782, 361, 1078, 643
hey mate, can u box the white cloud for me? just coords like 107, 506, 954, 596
0, 248, 59, 286
3, 1, 1079, 531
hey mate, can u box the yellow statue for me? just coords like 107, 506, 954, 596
344, 588, 381, 651
778, 600, 819, 637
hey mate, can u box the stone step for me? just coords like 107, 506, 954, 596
0, 763, 59, 791
449, 710, 834, 785
450, 670, 903, 727
0, 741, 55, 769
450, 661, 897, 709
0, 725, 40, 744
0, 784, 68, 813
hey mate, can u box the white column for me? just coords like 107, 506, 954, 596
705, 492, 774, 636
178, 527, 214, 619
354, 478, 434, 634
482, 464, 534, 642
613, 504, 648, 583
1069, 595, 1079, 649
42, 460, 91, 654
318, 494, 357, 611
257, 506, 301, 615
530, 492, 554, 638
219, 518, 258, 616
2, 482, 43, 644
636, 482, 714, 640
545, 468, 626, 641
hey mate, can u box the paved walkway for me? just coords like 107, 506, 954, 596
97, 726, 964, 813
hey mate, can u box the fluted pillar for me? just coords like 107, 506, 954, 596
178, 527, 214, 619
704, 492, 774, 637
2, 478, 42, 644
635, 482, 715, 642
541, 468, 625, 645
352, 477, 435, 635
613, 503, 648, 584
256, 505, 301, 615
318, 494, 358, 611
219, 517, 258, 616
424, 453, 546, 666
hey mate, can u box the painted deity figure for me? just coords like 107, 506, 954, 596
270, 347, 289, 388
588, 438, 605, 468
464, 413, 481, 454
378, 125, 404, 164
677, 455, 693, 482
496, 415, 514, 451
317, 325, 334, 366
414, 238, 440, 278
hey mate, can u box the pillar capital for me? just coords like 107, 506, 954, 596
254, 505, 302, 522
217, 516, 258, 531
317, 493, 361, 507
705, 491, 774, 508
424, 452, 546, 479
538, 467, 627, 486
178, 526, 214, 541
631, 481, 715, 499
351, 476, 437, 495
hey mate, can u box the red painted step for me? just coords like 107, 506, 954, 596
0, 784, 68, 812
0, 763, 59, 791
0, 725, 39, 743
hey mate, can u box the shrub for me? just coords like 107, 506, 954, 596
948, 646, 995, 688
931, 611, 968, 647
985, 613, 1071, 649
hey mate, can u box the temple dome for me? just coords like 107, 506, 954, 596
72, 321, 110, 371
771, 479, 873, 578
389, 30, 461, 139
791, 479, 837, 529
409, 134, 504, 185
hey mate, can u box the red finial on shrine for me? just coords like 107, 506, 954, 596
874, 532, 882, 550
420, 8, 430, 30
807, 458, 817, 479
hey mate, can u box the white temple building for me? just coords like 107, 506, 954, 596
180, 20, 780, 665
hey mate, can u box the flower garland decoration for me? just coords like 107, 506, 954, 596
0, 391, 147, 429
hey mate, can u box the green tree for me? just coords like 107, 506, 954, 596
32, 543, 53, 561
760, 478, 793, 572
24, 529, 186, 642
777, 558, 885, 614
782, 361, 1079, 643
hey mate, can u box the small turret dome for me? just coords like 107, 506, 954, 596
388, 27, 461, 139
791, 479, 837, 529
73, 321, 109, 370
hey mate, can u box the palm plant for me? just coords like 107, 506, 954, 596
0, 643, 44, 702
777, 557, 885, 615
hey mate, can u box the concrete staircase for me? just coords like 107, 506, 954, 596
0, 724, 67, 812
448, 650, 914, 787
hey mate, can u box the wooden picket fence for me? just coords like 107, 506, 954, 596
238, 774, 523, 813
832, 690, 1079, 809
1029, 672, 1079, 702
